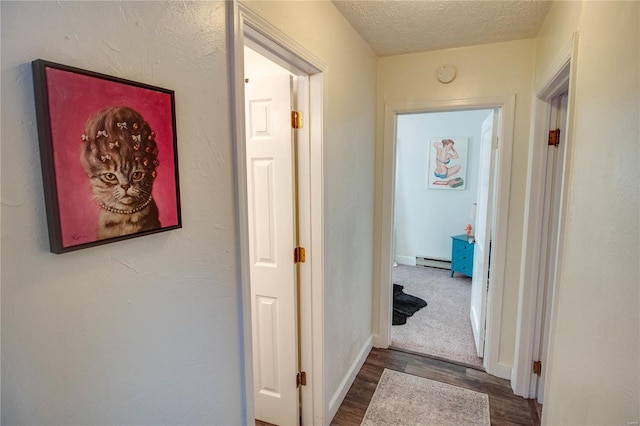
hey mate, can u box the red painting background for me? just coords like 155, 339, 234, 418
45, 67, 179, 248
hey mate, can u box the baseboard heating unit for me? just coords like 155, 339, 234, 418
416, 256, 451, 270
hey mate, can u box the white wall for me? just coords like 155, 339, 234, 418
241, 2, 377, 412
374, 39, 536, 368
244, 45, 293, 79
535, 2, 640, 424
1, 2, 243, 425
2, 1, 378, 424
395, 110, 491, 262
533, 1, 582, 94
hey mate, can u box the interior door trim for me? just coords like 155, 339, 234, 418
375, 95, 516, 380
512, 33, 578, 399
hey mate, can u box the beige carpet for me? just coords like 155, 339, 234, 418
362, 369, 490, 426
391, 265, 483, 368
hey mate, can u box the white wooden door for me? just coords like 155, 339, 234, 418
245, 74, 299, 426
470, 110, 498, 358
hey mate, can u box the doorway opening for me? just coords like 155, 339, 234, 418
390, 109, 495, 369
243, 45, 302, 426
376, 96, 516, 380
229, 3, 326, 425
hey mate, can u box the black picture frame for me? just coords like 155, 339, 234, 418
32, 59, 182, 253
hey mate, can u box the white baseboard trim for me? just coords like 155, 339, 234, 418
395, 255, 416, 266
371, 333, 388, 349
487, 361, 512, 380
327, 335, 373, 424
416, 256, 451, 269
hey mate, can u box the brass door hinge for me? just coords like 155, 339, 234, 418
294, 246, 306, 264
533, 360, 542, 376
291, 111, 303, 129
548, 129, 560, 146
296, 371, 307, 387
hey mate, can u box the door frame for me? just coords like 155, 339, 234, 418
511, 33, 579, 397
375, 95, 516, 380
227, 3, 326, 425
531, 92, 568, 404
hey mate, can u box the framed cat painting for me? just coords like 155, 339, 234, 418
32, 60, 182, 253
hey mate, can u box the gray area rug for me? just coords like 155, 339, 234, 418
391, 265, 483, 368
362, 369, 490, 426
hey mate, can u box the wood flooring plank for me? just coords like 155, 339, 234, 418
364, 347, 410, 371
331, 411, 366, 426
402, 348, 469, 375
465, 365, 513, 386
528, 399, 542, 425
488, 394, 537, 426
331, 348, 540, 426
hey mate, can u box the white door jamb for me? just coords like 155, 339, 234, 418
375, 96, 516, 380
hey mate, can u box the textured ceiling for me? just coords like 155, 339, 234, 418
332, 0, 553, 56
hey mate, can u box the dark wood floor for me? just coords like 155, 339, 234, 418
331, 348, 540, 426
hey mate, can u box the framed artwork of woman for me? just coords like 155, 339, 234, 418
427, 137, 468, 190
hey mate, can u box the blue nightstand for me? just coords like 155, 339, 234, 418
450, 234, 474, 278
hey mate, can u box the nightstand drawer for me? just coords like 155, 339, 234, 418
450, 234, 474, 278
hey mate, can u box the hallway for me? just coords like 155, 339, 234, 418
332, 348, 540, 425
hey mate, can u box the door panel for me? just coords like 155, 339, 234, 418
251, 159, 276, 265
470, 110, 498, 358
245, 74, 299, 425
255, 295, 280, 394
